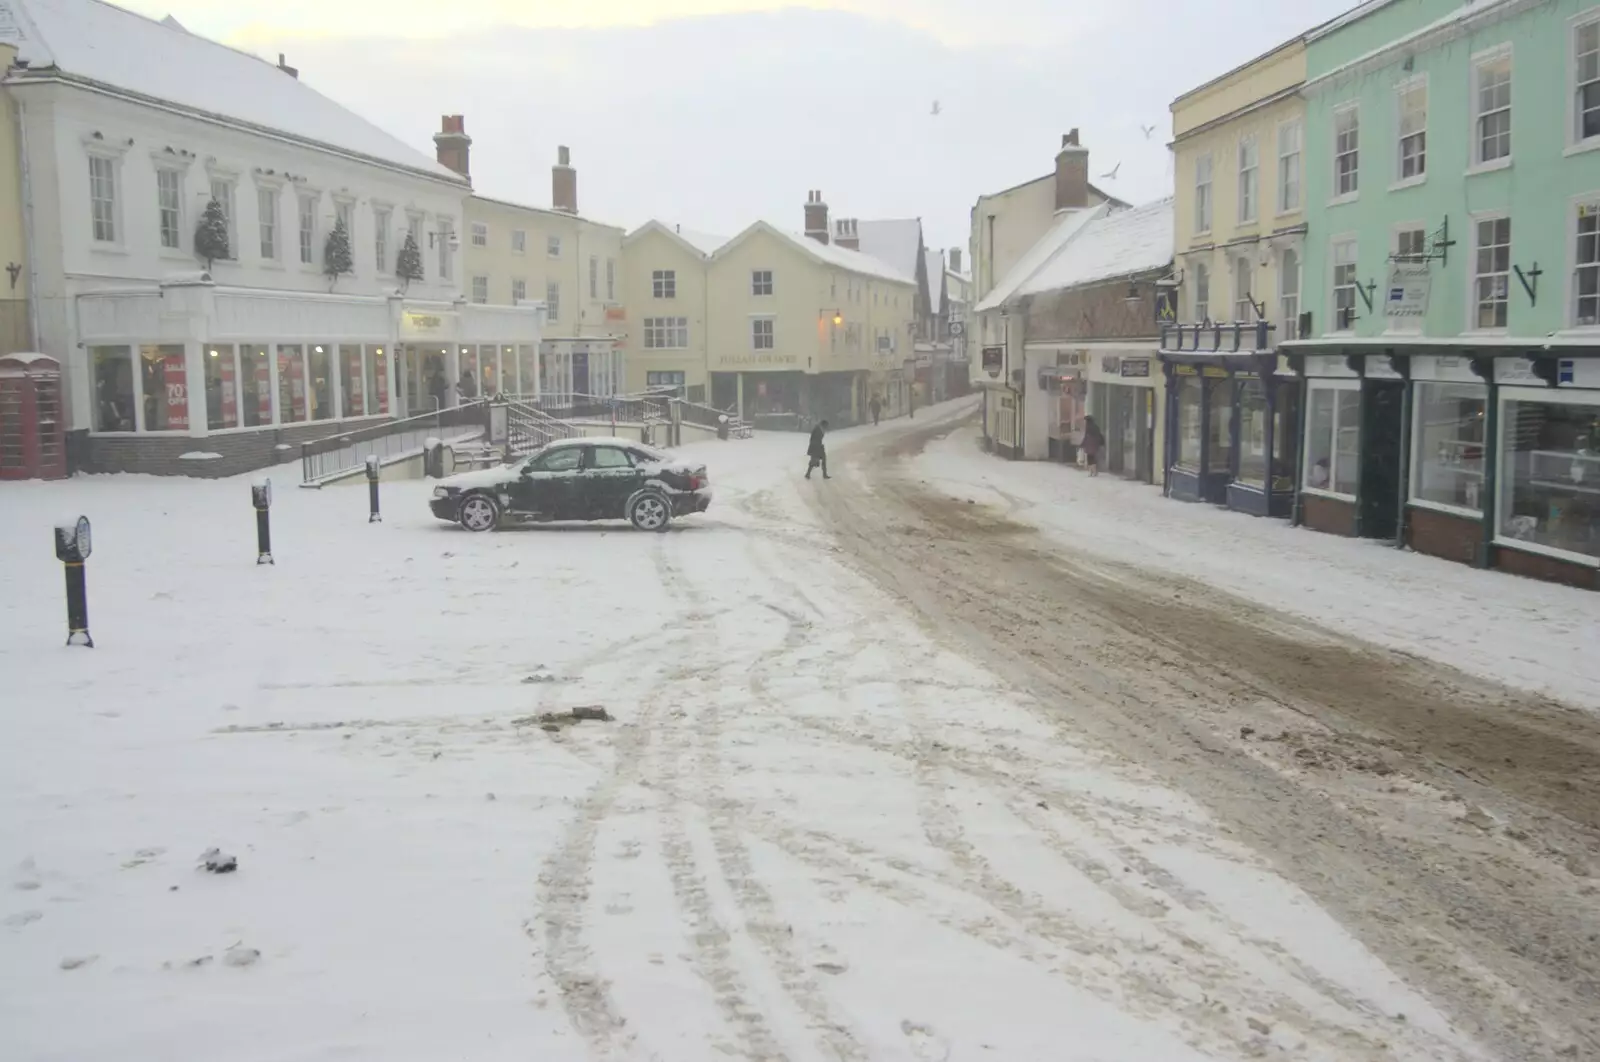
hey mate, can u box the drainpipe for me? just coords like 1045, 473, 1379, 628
13, 94, 42, 352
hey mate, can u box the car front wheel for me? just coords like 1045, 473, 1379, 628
458, 493, 501, 532
627, 490, 672, 533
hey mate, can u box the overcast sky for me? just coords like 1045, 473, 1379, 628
118, 0, 1356, 256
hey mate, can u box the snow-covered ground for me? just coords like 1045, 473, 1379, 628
0, 405, 1532, 1060
912, 423, 1600, 712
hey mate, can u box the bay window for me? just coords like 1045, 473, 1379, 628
1497, 389, 1600, 561
1411, 383, 1487, 513
1304, 382, 1360, 497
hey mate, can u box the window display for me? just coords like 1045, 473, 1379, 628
278, 345, 306, 423
308, 346, 333, 421
1412, 382, 1486, 512
242, 345, 272, 427
1498, 394, 1600, 560
1175, 374, 1202, 469
1304, 383, 1360, 497
1206, 377, 1232, 474
140, 345, 188, 431
91, 346, 135, 432
204, 345, 238, 430
1237, 378, 1268, 487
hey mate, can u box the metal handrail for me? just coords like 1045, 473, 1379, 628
300, 399, 490, 484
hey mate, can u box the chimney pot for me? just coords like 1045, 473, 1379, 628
433, 114, 472, 181
552, 146, 577, 214
804, 190, 830, 245
276, 53, 298, 79
1055, 130, 1088, 211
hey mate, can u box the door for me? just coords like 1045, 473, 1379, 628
509, 445, 584, 518
583, 444, 647, 518
1358, 379, 1404, 539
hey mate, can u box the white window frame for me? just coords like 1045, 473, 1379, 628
1302, 378, 1362, 502
84, 139, 128, 248
373, 205, 391, 275
1332, 103, 1360, 201
1493, 385, 1600, 568
1571, 9, 1600, 152
1330, 235, 1359, 333
1394, 74, 1428, 187
1276, 119, 1302, 215
152, 165, 184, 251
1193, 152, 1213, 235
1279, 247, 1301, 341
751, 316, 775, 351
589, 255, 599, 300
752, 269, 774, 296
1571, 192, 1600, 328
471, 275, 489, 304
1469, 44, 1514, 173
206, 173, 238, 261
546, 280, 560, 323
298, 193, 318, 266
1388, 222, 1428, 335
1468, 212, 1512, 333
652, 269, 676, 299
1237, 135, 1259, 225
1409, 380, 1490, 521
1233, 256, 1255, 323
256, 184, 279, 262
511, 230, 527, 255
470, 222, 488, 247
605, 257, 616, 301
1192, 261, 1210, 323
643, 316, 689, 350
511, 278, 526, 305
546, 234, 562, 258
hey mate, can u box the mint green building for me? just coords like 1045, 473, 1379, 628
1288, 0, 1600, 588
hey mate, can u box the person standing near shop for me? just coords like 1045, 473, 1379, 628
805, 420, 831, 480
1082, 414, 1105, 477
870, 394, 882, 426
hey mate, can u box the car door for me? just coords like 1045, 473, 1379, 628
582, 444, 647, 518
508, 445, 584, 517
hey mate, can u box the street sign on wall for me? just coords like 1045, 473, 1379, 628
981, 345, 1003, 377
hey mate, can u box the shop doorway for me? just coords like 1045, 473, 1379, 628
1359, 379, 1405, 539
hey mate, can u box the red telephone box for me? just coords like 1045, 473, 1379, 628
0, 353, 67, 480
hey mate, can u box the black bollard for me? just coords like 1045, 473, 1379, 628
54, 515, 94, 648
252, 477, 274, 565
365, 455, 382, 523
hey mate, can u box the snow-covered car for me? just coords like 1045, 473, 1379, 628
429, 437, 712, 533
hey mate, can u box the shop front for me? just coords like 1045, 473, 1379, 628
1085, 348, 1159, 484
539, 338, 624, 408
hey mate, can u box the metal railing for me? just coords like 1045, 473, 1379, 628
300, 401, 489, 484
503, 399, 580, 458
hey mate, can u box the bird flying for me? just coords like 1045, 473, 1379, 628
1100, 163, 1122, 180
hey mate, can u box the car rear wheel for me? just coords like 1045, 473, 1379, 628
627, 490, 672, 533
459, 493, 501, 532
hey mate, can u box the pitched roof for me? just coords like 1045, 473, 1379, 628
0, 0, 464, 184
1014, 197, 1175, 298
623, 219, 728, 257
976, 170, 1132, 211
675, 226, 730, 256
715, 222, 913, 284
855, 218, 923, 281
972, 205, 1106, 313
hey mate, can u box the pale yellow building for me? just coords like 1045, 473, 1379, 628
619, 220, 725, 400
0, 42, 30, 355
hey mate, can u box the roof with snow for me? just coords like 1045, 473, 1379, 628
1013, 198, 1174, 298
856, 219, 924, 283
675, 227, 729, 256
623, 220, 728, 258
972, 206, 1105, 314
0, 0, 465, 184
715, 222, 912, 285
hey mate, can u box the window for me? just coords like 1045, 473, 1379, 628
374, 207, 390, 273
257, 186, 278, 260
1473, 216, 1511, 330
241, 344, 273, 426
1280, 248, 1301, 340
437, 219, 454, 281
1304, 383, 1362, 497
752, 318, 775, 350
1498, 392, 1600, 560
647, 370, 686, 389
546, 234, 561, 258
512, 278, 526, 304
1174, 375, 1202, 468
1233, 258, 1255, 322
1277, 120, 1302, 213
1397, 78, 1427, 181
511, 230, 527, 255
1332, 238, 1359, 330
530, 446, 582, 473
652, 269, 676, 299
138, 345, 189, 430
752, 269, 774, 296
1412, 383, 1487, 513
298, 195, 316, 265
1396, 226, 1427, 261
1237, 378, 1269, 487
471, 222, 488, 247
588, 255, 598, 299
1193, 153, 1213, 234
1577, 17, 1600, 143
587, 446, 633, 470
156, 169, 182, 250
1192, 262, 1210, 323
471, 276, 488, 304
606, 257, 616, 301
307, 345, 333, 421
1237, 135, 1259, 224
1334, 104, 1359, 197
1576, 202, 1600, 326
90, 346, 135, 431
338, 344, 366, 417
643, 317, 688, 349
1207, 376, 1232, 474
209, 178, 236, 258
546, 280, 560, 323
1474, 51, 1513, 166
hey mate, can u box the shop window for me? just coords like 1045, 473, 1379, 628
278, 345, 307, 423
1207, 378, 1232, 473
517, 345, 537, 397
1175, 374, 1203, 469
479, 345, 502, 396
1237, 378, 1268, 487
139, 345, 188, 431
340, 344, 365, 417
1498, 393, 1600, 560
241, 345, 272, 427
91, 346, 135, 431
1271, 384, 1300, 492
1412, 383, 1487, 513
1304, 383, 1360, 498
364, 346, 389, 414
307, 346, 333, 421
459, 346, 479, 399
204, 345, 238, 430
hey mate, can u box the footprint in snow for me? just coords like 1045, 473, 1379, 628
900, 1019, 951, 1061
5, 910, 43, 928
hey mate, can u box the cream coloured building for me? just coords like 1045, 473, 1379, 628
704, 193, 916, 425
619, 220, 725, 400
0, 41, 29, 355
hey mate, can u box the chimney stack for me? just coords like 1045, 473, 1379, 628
552, 146, 577, 214
804, 190, 830, 245
1055, 128, 1089, 212
949, 247, 962, 274
276, 53, 298, 79
433, 115, 471, 182
833, 218, 859, 250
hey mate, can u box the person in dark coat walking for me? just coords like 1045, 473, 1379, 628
805, 420, 830, 479
1081, 415, 1105, 477
869, 394, 882, 426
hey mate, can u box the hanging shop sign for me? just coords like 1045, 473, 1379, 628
981, 346, 1004, 377
1155, 287, 1178, 325
1120, 358, 1151, 378
1385, 264, 1432, 319
1100, 355, 1121, 374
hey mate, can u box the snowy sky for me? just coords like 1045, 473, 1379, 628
114, 0, 1357, 254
